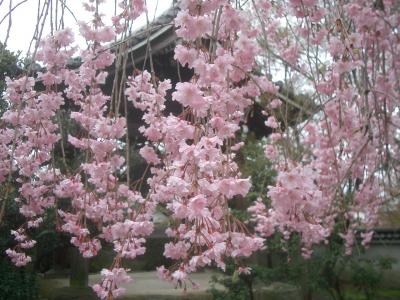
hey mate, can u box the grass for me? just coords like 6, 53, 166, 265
344, 288, 400, 300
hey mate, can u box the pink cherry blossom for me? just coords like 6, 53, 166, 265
2, 0, 398, 299
139, 145, 160, 165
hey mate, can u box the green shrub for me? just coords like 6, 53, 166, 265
0, 259, 38, 300
349, 256, 396, 300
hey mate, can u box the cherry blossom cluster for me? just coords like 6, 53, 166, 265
249, 0, 399, 257
2, 1, 151, 299
2, 28, 75, 266
56, 2, 154, 299
2, 0, 398, 299
125, 0, 272, 288
92, 267, 132, 299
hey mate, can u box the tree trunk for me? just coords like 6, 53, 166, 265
69, 247, 89, 288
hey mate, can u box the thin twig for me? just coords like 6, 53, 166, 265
0, 0, 28, 25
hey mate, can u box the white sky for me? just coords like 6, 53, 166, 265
0, 0, 289, 83
0, 0, 172, 55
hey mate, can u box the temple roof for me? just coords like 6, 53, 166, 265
119, 5, 180, 67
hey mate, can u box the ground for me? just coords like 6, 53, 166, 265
40, 270, 224, 300
39, 270, 301, 300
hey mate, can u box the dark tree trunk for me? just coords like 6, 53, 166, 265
69, 247, 88, 288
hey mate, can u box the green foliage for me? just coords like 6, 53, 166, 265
239, 134, 276, 197
210, 276, 251, 300
255, 227, 397, 300
210, 231, 397, 300
344, 288, 400, 300
232, 134, 276, 221
0, 259, 38, 300
349, 257, 396, 300
0, 184, 38, 300
0, 43, 20, 115
209, 260, 255, 300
